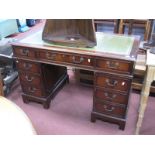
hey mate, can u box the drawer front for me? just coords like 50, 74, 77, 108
19, 72, 42, 85
16, 60, 41, 73
94, 100, 126, 118
13, 47, 36, 59
39, 50, 94, 68
64, 54, 94, 67
95, 73, 131, 92
21, 84, 45, 97
39, 50, 64, 62
94, 88, 128, 105
95, 58, 133, 74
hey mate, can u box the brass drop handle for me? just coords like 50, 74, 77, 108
106, 79, 118, 87
103, 105, 115, 112
25, 75, 34, 82
106, 61, 119, 69
72, 56, 84, 64
28, 87, 36, 93
46, 53, 56, 60
21, 49, 29, 56
104, 92, 116, 100
23, 63, 32, 70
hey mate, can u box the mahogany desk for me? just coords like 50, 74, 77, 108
12, 31, 139, 130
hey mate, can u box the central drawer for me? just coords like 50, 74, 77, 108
63, 54, 94, 67
39, 49, 94, 68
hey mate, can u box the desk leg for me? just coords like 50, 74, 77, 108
135, 66, 155, 134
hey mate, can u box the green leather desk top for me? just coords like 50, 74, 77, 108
20, 31, 135, 56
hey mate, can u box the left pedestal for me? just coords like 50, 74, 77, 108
16, 59, 68, 109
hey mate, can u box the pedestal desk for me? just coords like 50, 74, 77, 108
135, 50, 155, 134
12, 31, 139, 130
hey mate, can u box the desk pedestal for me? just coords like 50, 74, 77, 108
16, 60, 69, 109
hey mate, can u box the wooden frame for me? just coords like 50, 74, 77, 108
118, 19, 153, 41
94, 19, 120, 33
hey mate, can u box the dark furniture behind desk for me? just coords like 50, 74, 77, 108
12, 31, 139, 130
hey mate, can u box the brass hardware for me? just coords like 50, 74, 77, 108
72, 56, 84, 64
62, 54, 65, 58
25, 75, 34, 82
103, 105, 115, 112
23, 63, 32, 70
46, 53, 56, 60
104, 92, 116, 100
106, 79, 118, 87
106, 61, 119, 69
28, 87, 36, 93
21, 49, 29, 56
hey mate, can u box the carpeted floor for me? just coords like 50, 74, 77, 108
7, 69, 155, 135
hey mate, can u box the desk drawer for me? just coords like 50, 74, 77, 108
21, 84, 45, 97
94, 88, 128, 105
95, 57, 133, 74
13, 47, 36, 59
95, 73, 131, 92
39, 50, 64, 62
39, 50, 94, 68
64, 54, 94, 67
19, 72, 42, 85
94, 99, 126, 118
16, 60, 41, 73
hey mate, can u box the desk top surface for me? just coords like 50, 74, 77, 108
12, 31, 140, 61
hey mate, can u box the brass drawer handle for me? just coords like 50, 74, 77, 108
103, 105, 115, 112
104, 92, 116, 100
72, 56, 84, 64
28, 87, 36, 93
106, 79, 118, 87
46, 53, 56, 60
23, 63, 32, 70
25, 75, 34, 82
21, 49, 29, 56
106, 61, 119, 69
